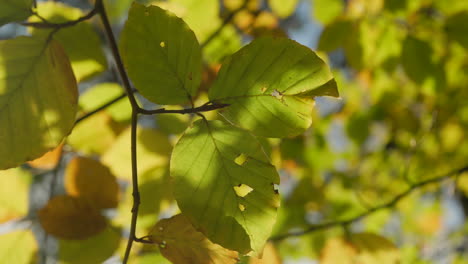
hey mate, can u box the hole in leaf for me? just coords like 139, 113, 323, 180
233, 184, 253, 197
271, 89, 283, 100
234, 153, 247, 165
238, 203, 246, 212
273, 184, 279, 194
160, 41, 166, 48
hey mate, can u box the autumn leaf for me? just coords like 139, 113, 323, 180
148, 214, 239, 264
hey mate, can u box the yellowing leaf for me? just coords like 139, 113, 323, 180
268, 0, 299, 18
0, 230, 37, 264
68, 112, 124, 155
0, 36, 78, 170
148, 214, 239, 264
0, 0, 32, 26
120, 3, 202, 105
30, 2, 107, 82
38, 195, 107, 240
321, 233, 400, 264
102, 127, 172, 181
249, 243, 282, 264
0, 168, 31, 223
64, 156, 119, 209
79, 83, 132, 123
28, 143, 64, 170
171, 119, 280, 254
209, 36, 338, 138
58, 226, 121, 264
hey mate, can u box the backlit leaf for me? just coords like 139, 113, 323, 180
102, 127, 172, 181
120, 3, 202, 104
30, 2, 107, 82
0, 36, 77, 170
58, 226, 121, 264
38, 195, 107, 240
268, 0, 298, 18
64, 156, 119, 209
27, 143, 63, 170
320, 233, 400, 264
0, 168, 31, 223
249, 242, 281, 264
209, 37, 338, 138
0, 0, 32, 26
79, 82, 131, 123
312, 0, 344, 25
148, 214, 239, 264
171, 119, 280, 254
0, 230, 37, 264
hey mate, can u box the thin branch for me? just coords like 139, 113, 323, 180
269, 165, 468, 242
138, 102, 229, 115
122, 111, 141, 263
95, 0, 141, 111
74, 92, 127, 125
200, 0, 249, 48
22, 8, 97, 28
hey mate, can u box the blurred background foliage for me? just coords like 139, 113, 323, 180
0, 0, 467, 263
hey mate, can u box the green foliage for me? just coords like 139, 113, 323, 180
120, 3, 202, 105
1, 0, 468, 264
0, 36, 77, 170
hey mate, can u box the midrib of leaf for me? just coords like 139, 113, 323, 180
202, 119, 253, 242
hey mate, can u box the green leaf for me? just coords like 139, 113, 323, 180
401, 35, 435, 84
58, 226, 121, 264
318, 19, 353, 52
445, 11, 468, 49
269, 0, 299, 18
0, 36, 78, 170
120, 3, 202, 105
0, 230, 37, 264
312, 0, 344, 25
79, 83, 131, 123
171, 119, 280, 254
209, 37, 338, 138
0, 0, 32, 26
30, 2, 107, 82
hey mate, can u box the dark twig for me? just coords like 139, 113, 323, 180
22, 8, 97, 28
74, 92, 127, 125
138, 102, 229, 115
269, 165, 468, 242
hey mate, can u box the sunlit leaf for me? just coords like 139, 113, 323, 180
209, 37, 338, 138
148, 214, 239, 264
102, 127, 172, 181
0, 230, 37, 264
171, 119, 280, 254
0, 0, 32, 26
58, 226, 121, 264
38, 195, 107, 240
312, 0, 343, 24
64, 156, 119, 209
0, 168, 31, 223
30, 2, 107, 82
154, 106, 191, 135
318, 19, 353, 52
321, 233, 400, 264
268, 0, 298, 18
79, 82, 132, 123
0, 36, 77, 170
249, 242, 281, 264
120, 3, 202, 105
27, 143, 63, 170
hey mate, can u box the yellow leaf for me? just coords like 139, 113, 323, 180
0, 168, 31, 223
38, 195, 107, 240
321, 233, 400, 264
0, 230, 37, 264
28, 143, 64, 170
64, 156, 119, 209
148, 214, 239, 264
249, 243, 282, 264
